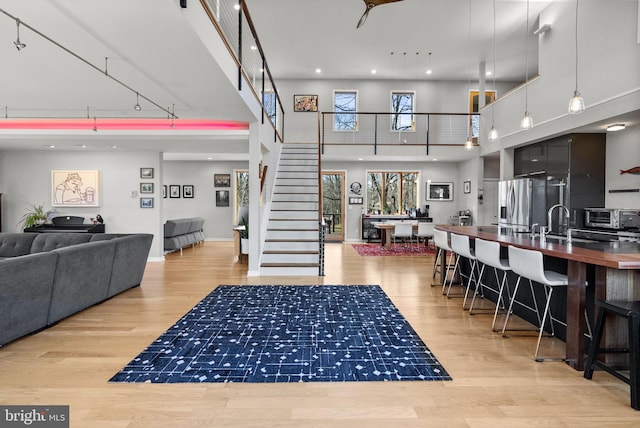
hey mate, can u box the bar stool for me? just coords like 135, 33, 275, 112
469, 238, 512, 330
432, 229, 455, 290
502, 245, 567, 362
448, 233, 479, 308
584, 300, 640, 410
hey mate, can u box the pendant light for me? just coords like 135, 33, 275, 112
520, 0, 533, 130
488, 0, 500, 142
568, 0, 585, 114
464, 0, 474, 151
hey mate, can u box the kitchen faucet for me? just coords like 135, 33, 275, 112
545, 204, 572, 243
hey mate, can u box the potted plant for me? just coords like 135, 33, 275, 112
19, 203, 48, 230
239, 216, 249, 254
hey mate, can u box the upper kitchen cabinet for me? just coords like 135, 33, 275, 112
514, 133, 606, 229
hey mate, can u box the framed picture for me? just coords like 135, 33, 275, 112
140, 197, 154, 208
140, 168, 154, 179
182, 185, 194, 198
140, 182, 154, 194
216, 190, 230, 207
51, 170, 100, 207
426, 182, 453, 201
163, 185, 167, 198
169, 185, 181, 198
464, 180, 471, 194
349, 196, 363, 204
293, 94, 318, 112
214, 174, 230, 187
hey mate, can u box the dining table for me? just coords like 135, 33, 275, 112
434, 224, 640, 371
373, 222, 419, 250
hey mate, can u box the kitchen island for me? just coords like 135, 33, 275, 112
435, 224, 640, 370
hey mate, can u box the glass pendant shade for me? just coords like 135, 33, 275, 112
520, 112, 533, 130
488, 126, 500, 142
464, 138, 474, 151
568, 90, 585, 114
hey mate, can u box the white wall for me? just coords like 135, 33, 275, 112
163, 160, 249, 240
0, 150, 165, 259
277, 78, 518, 143
606, 125, 640, 208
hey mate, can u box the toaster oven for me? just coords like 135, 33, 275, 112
584, 208, 640, 230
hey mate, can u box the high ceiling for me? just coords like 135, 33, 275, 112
246, 0, 551, 82
1, 0, 634, 161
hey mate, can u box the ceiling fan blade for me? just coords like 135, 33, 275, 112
356, 7, 371, 29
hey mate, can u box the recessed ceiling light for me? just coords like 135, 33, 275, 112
606, 123, 626, 132
358, 157, 363, 161
432, 158, 438, 161
233, 4, 240, 11
315, 68, 322, 74
46, 144, 55, 149
207, 157, 213, 160
486, 70, 492, 76
111, 145, 117, 149
426, 69, 432, 75
371, 69, 377, 74
250, 45, 257, 51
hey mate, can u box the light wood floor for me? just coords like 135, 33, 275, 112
0, 242, 638, 427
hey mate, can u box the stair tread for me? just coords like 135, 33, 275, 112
265, 239, 319, 242
263, 250, 319, 255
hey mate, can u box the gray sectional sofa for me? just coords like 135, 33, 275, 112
0, 232, 153, 347
163, 217, 205, 254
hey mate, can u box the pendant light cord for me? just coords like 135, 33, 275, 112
492, 0, 497, 126
574, 0, 579, 93
524, 0, 529, 110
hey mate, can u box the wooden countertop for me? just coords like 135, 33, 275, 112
435, 225, 640, 270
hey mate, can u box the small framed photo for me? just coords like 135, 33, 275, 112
140, 197, 154, 208
183, 185, 194, 198
214, 174, 230, 187
293, 94, 318, 112
140, 168, 154, 179
140, 182, 154, 194
216, 190, 230, 207
163, 185, 167, 198
349, 196, 363, 204
464, 180, 471, 194
169, 185, 181, 198
426, 182, 453, 201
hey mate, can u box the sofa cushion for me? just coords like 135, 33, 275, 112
31, 233, 92, 253
0, 233, 38, 257
106, 234, 153, 297
47, 240, 116, 324
0, 252, 58, 346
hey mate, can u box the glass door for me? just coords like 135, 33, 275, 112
322, 172, 345, 242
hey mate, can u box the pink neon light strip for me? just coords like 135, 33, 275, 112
0, 118, 249, 131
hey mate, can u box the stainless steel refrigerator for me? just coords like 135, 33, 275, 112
498, 178, 546, 232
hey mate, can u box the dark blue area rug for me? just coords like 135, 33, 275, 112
110, 285, 451, 383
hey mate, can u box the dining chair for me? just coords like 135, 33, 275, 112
391, 222, 415, 247
414, 222, 434, 247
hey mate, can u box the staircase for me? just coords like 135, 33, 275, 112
260, 142, 321, 276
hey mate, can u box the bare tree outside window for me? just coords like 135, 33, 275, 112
391, 92, 414, 131
334, 91, 357, 131
366, 171, 419, 215
263, 91, 277, 127
235, 170, 249, 222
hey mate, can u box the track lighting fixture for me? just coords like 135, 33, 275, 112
134, 93, 142, 111
568, 0, 585, 114
14, 18, 26, 50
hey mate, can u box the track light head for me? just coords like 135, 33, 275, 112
14, 19, 26, 50
134, 93, 142, 111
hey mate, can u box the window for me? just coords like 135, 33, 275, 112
469, 90, 495, 138
263, 91, 277, 127
333, 90, 358, 131
235, 170, 249, 223
366, 171, 418, 215
391, 91, 415, 131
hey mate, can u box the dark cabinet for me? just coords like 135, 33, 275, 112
361, 215, 432, 241
514, 133, 605, 230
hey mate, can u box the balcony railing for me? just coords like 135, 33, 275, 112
200, 0, 284, 142
321, 112, 479, 155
